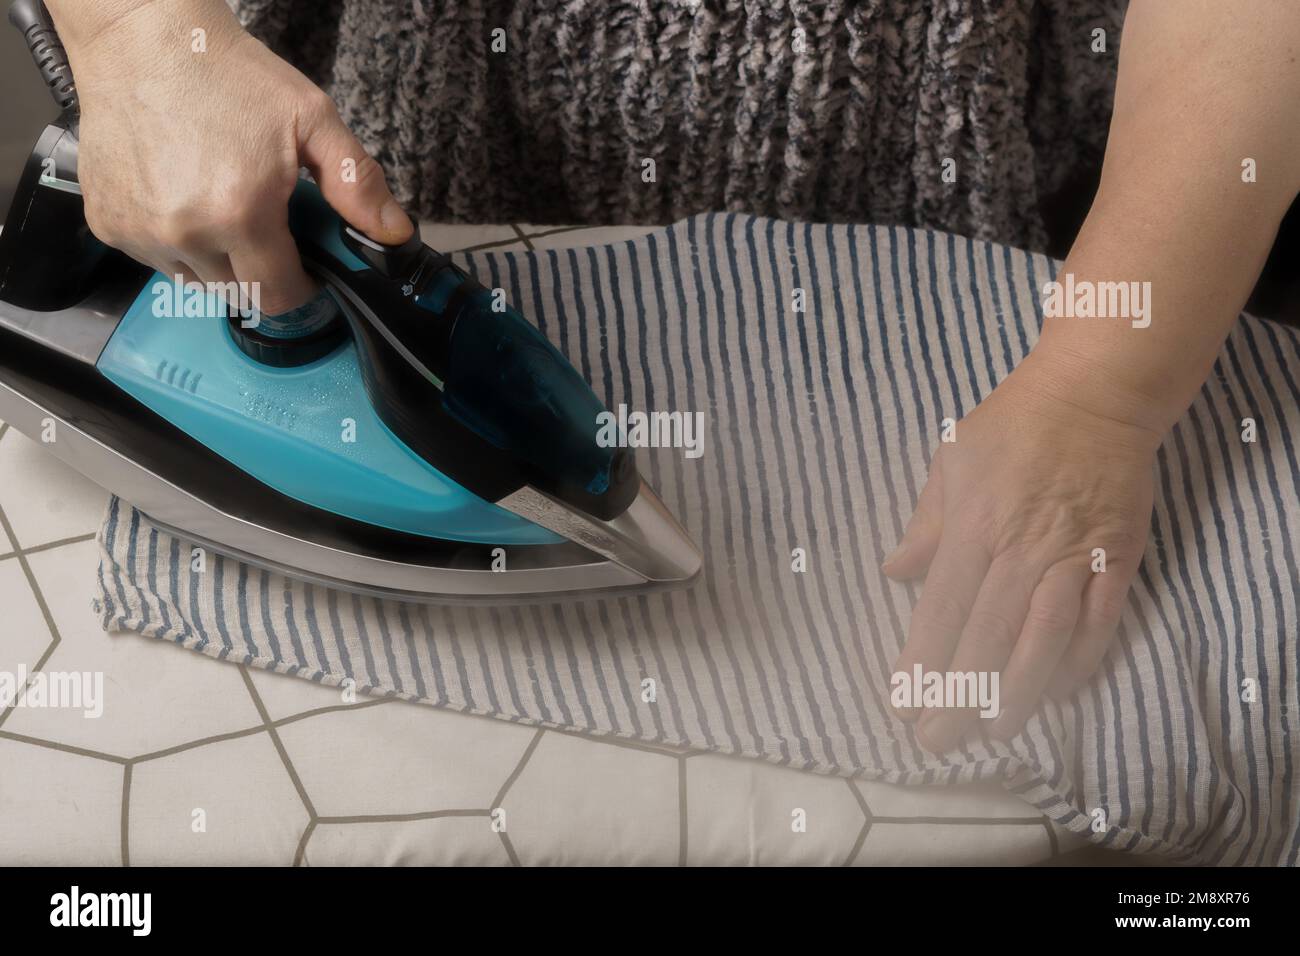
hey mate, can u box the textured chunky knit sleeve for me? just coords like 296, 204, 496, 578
230, 0, 1127, 253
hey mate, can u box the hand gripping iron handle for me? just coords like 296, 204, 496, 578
4, 0, 640, 523
9, 0, 79, 119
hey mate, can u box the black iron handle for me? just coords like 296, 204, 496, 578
8, 0, 78, 116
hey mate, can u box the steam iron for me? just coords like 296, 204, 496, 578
0, 0, 700, 603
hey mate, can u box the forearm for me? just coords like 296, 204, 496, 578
1031, 0, 1300, 436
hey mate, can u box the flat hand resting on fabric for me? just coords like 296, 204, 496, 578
883, 354, 1158, 752
882, 0, 1300, 751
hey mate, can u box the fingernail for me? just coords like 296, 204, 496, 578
894, 705, 921, 724
380, 198, 411, 238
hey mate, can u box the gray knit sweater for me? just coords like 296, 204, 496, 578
232, 0, 1127, 252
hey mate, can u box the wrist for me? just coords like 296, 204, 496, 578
1012, 342, 1175, 449
46, 0, 241, 57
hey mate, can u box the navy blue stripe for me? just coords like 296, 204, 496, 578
728, 215, 856, 765
598, 242, 692, 741
663, 222, 763, 753
460, 607, 502, 715
302, 586, 331, 681
999, 246, 1032, 356
279, 579, 307, 676
922, 229, 974, 415
1233, 319, 1300, 862
431, 605, 477, 713
642, 232, 736, 750
764, 219, 886, 764
566, 248, 596, 384
1245, 319, 1300, 861
720, 213, 819, 763
235, 562, 256, 662
257, 570, 282, 665
397, 603, 432, 701
507, 604, 560, 725
350, 593, 380, 688
981, 241, 1016, 370
1178, 400, 1259, 862
120, 509, 148, 634
144, 528, 169, 636
166, 538, 193, 644
105, 499, 135, 634
852, 230, 925, 770
683, 214, 784, 758
324, 588, 354, 680
486, 607, 528, 717
1137, 550, 1203, 847
821, 220, 915, 768
962, 236, 1000, 391
1154, 394, 1235, 855
859, 228, 930, 768
373, 597, 403, 694
1215, 332, 1299, 862
187, 543, 204, 651
592, 598, 646, 737
211, 554, 234, 660
618, 239, 718, 747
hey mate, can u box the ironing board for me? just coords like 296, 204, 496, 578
0, 222, 1082, 866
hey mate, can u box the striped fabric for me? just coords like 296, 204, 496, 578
98, 215, 1300, 864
